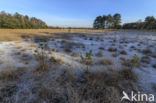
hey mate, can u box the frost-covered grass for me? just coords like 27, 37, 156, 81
0, 30, 156, 102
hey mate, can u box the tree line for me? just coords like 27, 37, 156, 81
0, 11, 47, 29
123, 16, 156, 29
93, 13, 121, 29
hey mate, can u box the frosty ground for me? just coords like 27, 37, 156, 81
0, 30, 156, 103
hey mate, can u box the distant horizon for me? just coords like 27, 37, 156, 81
0, 0, 156, 27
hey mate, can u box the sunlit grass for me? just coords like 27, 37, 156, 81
0, 29, 112, 41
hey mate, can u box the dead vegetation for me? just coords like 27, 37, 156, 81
71, 52, 79, 57
96, 58, 113, 65
0, 29, 111, 41
0, 67, 26, 81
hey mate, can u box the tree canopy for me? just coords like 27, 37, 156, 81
123, 16, 156, 30
93, 13, 121, 29
0, 11, 47, 29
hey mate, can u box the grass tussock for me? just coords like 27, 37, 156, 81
95, 51, 103, 57
141, 56, 150, 64
108, 47, 117, 52
121, 54, 140, 68
71, 52, 79, 57
142, 48, 152, 55
0, 67, 27, 81
152, 64, 156, 69
120, 50, 127, 55
97, 58, 113, 65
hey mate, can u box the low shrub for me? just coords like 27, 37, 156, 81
121, 54, 140, 68
81, 50, 93, 65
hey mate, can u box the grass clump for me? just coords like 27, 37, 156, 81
34, 43, 49, 71
0, 67, 26, 81
38, 86, 66, 103
152, 64, 156, 69
99, 46, 105, 50
81, 50, 93, 65
142, 48, 152, 55
122, 54, 140, 69
71, 52, 79, 57
95, 51, 103, 57
108, 47, 117, 52
141, 56, 150, 64
119, 68, 137, 81
120, 50, 127, 55
112, 53, 118, 57
97, 58, 113, 65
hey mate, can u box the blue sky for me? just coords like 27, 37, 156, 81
0, 0, 156, 27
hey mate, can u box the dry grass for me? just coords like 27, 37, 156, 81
0, 29, 112, 41
97, 58, 113, 65
0, 61, 4, 65
0, 67, 27, 81
16, 46, 23, 49
0, 50, 4, 55
71, 52, 79, 57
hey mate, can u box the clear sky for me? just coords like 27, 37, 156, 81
0, 0, 156, 27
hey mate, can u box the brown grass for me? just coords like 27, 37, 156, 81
0, 67, 27, 81
97, 58, 113, 65
0, 29, 112, 41
71, 52, 79, 57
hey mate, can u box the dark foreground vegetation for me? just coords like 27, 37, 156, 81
0, 11, 47, 29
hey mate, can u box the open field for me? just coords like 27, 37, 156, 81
0, 30, 156, 102
0, 29, 112, 41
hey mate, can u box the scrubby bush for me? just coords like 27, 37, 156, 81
81, 50, 93, 70
122, 54, 140, 69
